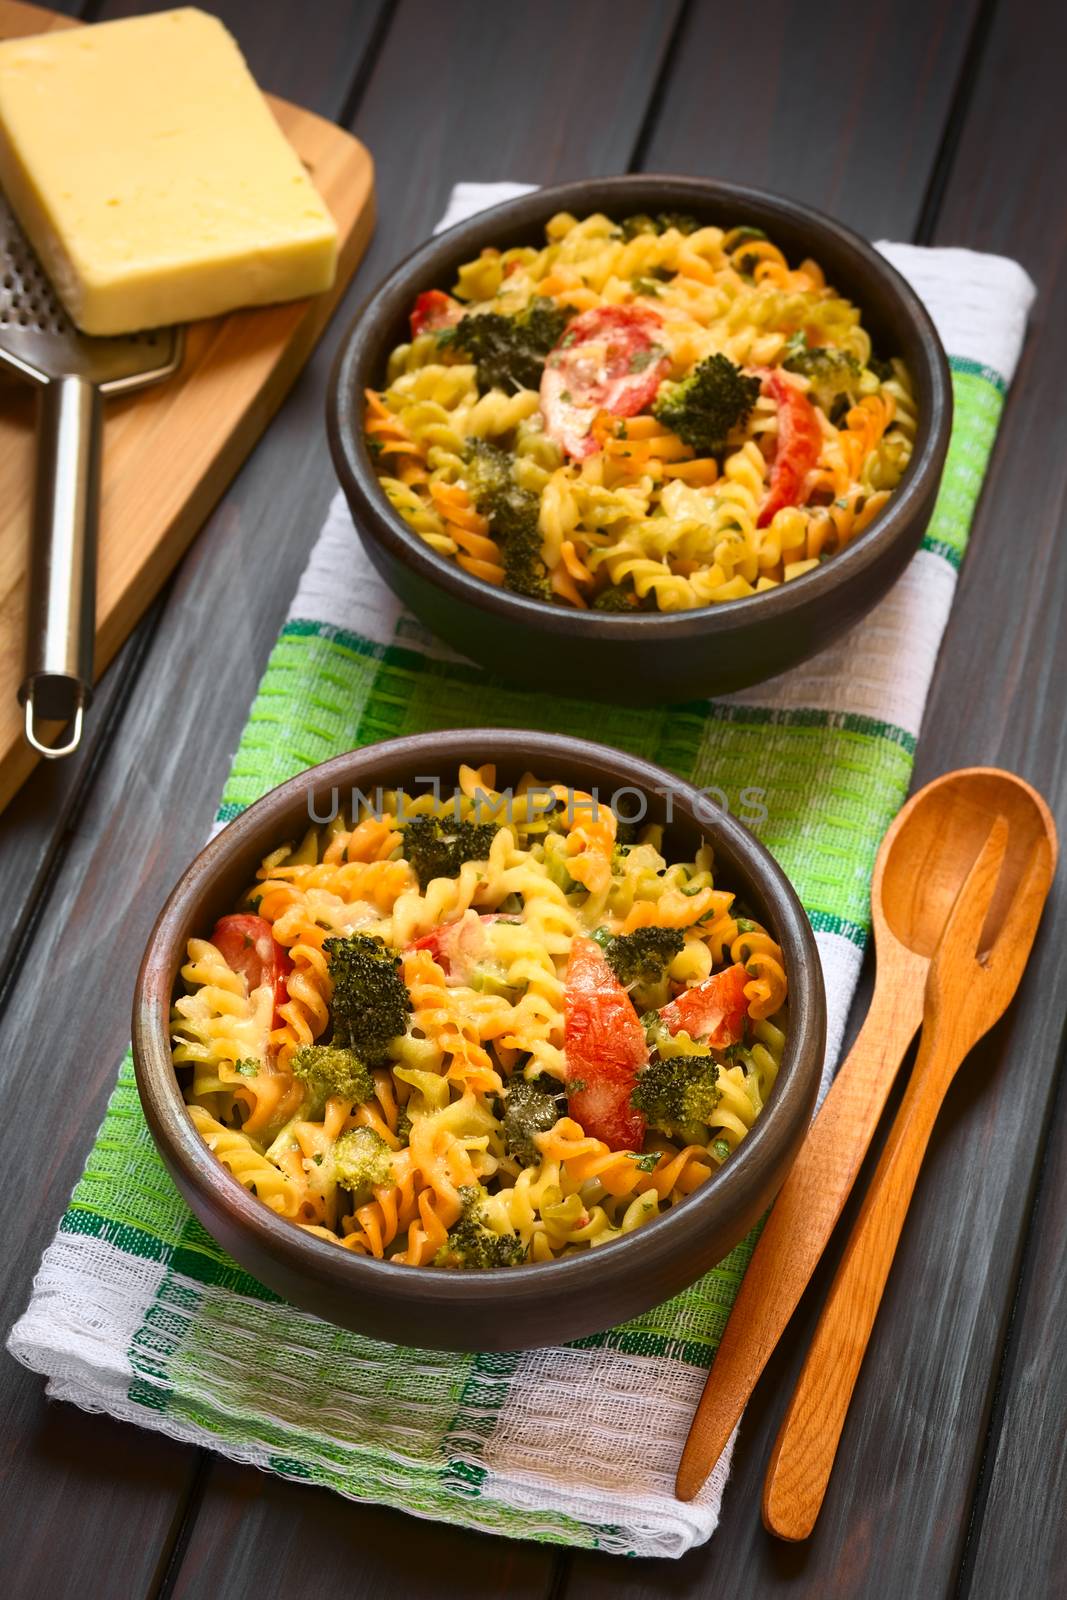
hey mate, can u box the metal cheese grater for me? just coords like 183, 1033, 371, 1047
0, 190, 183, 758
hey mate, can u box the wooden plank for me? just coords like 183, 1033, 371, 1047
964, 1063, 1067, 1599
640, 0, 983, 240
924, 1, 1067, 1592
164, 0, 1067, 1585
0, 3, 682, 1598
87, 0, 390, 119
564, 0, 1067, 1595
0, 0, 377, 812
156, 3, 686, 1592
168, 1461, 552, 1600
0, 0, 673, 969
348, 0, 684, 250
0, 0, 389, 961
0, 25, 196, 1600
0, 700, 207, 1600
0, 606, 175, 1014
0, 8, 387, 1598
8, 2, 1062, 1597
0, 1404, 199, 1600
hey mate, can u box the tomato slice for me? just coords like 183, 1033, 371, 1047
540, 306, 671, 460
659, 962, 749, 1049
757, 369, 822, 527
408, 913, 512, 980
410, 289, 463, 338
564, 936, 648, 1150
211, 914, 292, 1025
410, 927, 450, 964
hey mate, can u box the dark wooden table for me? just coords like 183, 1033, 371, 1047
2, 2, 1064, 1596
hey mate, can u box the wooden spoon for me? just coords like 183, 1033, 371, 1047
675, 767, 1056, 1504
763, 794, 1055, 1539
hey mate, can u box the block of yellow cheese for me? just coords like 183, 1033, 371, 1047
0, 7, 338, 335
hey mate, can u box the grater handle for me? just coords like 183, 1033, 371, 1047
18, 374, 101, 759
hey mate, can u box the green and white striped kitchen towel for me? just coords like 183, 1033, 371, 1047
8, 185, 1035, 1558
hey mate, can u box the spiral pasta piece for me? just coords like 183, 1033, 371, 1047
363, 388, 427, 486
429, 481, 504, 586
187, 1104, 303, 1217
402, 947, 506, 1096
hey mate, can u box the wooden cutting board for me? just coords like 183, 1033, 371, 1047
0, 0, 374, 810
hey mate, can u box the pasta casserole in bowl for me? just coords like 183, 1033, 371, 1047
133, 730, 825, 1350
329, 176, 951, 703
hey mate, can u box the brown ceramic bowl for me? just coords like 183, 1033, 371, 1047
133, 730, 825, 1352
327, 175, 952, 706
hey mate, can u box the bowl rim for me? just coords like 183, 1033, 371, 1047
133, 728, 826, 1312
327, 172, 952, 642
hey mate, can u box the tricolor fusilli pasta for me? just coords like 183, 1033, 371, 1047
366, 211, 914, 614
173, 766, 789, 1268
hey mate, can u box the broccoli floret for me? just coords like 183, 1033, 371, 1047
446, 297, 569, 392
618, 212, 700, 240
488, 492, 551, 601
592, 584, 636, 612
600, 926, 685, 988
291, 945, 407, 1108
499, 502, 553, 600
333, 1126, 394, 1200
594, 925, 684, 1009
323, 934, 411, 1064
657, 211, 701, 236
618, 213, 656, 240
504, 1076, 562, 1166
401, 814, 500, 891
652, 353, 761, 455
631, 1053, 721, 1141
464, 441, 552, 601
436, 1186, 526, 1269
783, 342, 863, 419
291, 1045, 374, 1115
464, 438, 513, 504
518, 297, 572, 354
